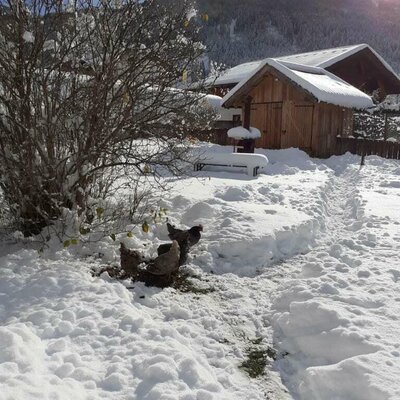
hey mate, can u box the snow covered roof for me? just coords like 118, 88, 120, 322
213, 44, 399, 87
222, 59, 374, 110
277, 44, 365, 68
203, 94, 241, 121
211, 60, 264, 86
277, 44, 399, 81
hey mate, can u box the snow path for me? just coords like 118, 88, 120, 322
190, 168, 368, 399
270, 159, 400, 400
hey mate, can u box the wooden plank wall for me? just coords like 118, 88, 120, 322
248, 73, 317, 151
249, 73, 310, 106
312, 104, 353, 158
251, 102, 282, 148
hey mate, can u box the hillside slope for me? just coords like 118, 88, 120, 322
198, 0, 400, 73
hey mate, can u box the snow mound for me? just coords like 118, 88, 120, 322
227, 126, 261, 139
165, 146, 330, 276
299, 358, 390, 400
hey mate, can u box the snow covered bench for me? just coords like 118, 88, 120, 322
194, 152, 269, 177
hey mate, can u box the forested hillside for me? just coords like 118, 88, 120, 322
197, 0, 400, 73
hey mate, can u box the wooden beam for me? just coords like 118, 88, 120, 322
243, 96, 252, 129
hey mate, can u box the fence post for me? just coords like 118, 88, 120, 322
395, 142, 400, 160
360, 139, 366, 165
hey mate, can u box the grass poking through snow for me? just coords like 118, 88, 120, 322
173, 272, 216, 295
240, 339, 277, 378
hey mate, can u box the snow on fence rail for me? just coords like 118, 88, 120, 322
336, 137, 400, 160
194, 152, 269, 176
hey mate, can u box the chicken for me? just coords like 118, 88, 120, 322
166, 222, 203, 248
146, 240, 180, 276
120, 242, 144, 277
157, 239, 190, 266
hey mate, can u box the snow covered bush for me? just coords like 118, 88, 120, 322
353, 112, 386, 139
353, 112, 399, 141
0, 0, 213, 235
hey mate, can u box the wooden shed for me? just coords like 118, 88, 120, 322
222, 59, 374, 158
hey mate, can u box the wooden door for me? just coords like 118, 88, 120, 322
266, 102, 283, 149
250, 104, 264, 148
295, 104, 314, 151
251, 102, 283, 149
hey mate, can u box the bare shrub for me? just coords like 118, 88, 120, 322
0, 0, 213, 235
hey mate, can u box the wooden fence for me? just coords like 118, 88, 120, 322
336, 137, 400, 160
198, 129, 400, 161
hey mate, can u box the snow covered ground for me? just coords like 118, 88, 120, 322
1, 144, 399, 400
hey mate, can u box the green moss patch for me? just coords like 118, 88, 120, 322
240, 340, 277, 379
